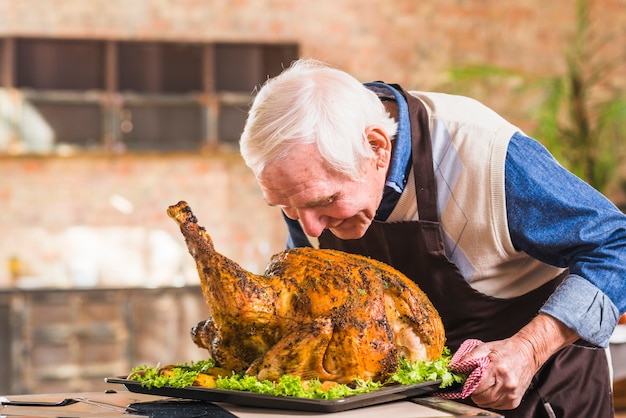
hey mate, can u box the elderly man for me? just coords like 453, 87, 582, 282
239, 58, 626, 417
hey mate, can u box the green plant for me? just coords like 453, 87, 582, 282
441, 0, 626, 194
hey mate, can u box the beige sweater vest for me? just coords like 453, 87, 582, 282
387, 91, 564, 298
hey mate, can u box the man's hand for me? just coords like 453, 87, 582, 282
458, 313, 579, 410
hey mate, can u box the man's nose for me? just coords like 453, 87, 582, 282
297, 209, 328, 238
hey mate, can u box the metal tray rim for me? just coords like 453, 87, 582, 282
105, 376, 442, 413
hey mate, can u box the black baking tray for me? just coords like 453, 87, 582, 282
105, 376, 441, 413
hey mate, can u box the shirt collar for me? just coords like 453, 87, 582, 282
364, 82, 412, 194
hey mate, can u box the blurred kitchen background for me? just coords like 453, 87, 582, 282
0, 0, 625, 407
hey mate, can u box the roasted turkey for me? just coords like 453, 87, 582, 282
168, 201, 445, 384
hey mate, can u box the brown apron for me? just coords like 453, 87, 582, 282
319, 86, 613, 417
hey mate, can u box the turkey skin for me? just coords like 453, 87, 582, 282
168, 201, 445, 384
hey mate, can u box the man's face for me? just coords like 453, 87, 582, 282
258, 143, 387, 240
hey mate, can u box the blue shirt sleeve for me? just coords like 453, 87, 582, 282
505, 132, 625, 347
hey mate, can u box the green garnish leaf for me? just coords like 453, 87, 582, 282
129, 359, 215, 389
127, 348, 466, 399
388, 347, 466, 388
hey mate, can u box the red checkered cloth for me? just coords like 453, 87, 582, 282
437, 339, 490, 400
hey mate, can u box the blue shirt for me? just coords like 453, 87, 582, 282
506, 132, 624, 346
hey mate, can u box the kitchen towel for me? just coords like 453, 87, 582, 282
437, 339, 490, 400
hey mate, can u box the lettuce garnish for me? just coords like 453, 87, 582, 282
128, 348, 465, 399
389, 347, 465, 388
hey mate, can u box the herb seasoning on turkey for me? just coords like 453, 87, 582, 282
167, 201, 446, 385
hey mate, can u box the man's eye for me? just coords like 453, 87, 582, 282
318, 199, 336, 208
323, 194, 340, 206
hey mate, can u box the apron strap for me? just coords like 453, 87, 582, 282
389, 84, 438, 222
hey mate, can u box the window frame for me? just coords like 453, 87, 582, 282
0, 37, 299, 154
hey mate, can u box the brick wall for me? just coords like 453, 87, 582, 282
0, 0, 625, 287
1, 153, 285, 287
1, 0, 623, 92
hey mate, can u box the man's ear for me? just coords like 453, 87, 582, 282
365, 126, 392, 168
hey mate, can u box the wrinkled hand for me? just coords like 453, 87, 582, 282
459, 336, 537, 410
458, 313, 579, 410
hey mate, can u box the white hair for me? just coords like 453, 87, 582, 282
239, 58, 398, 180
